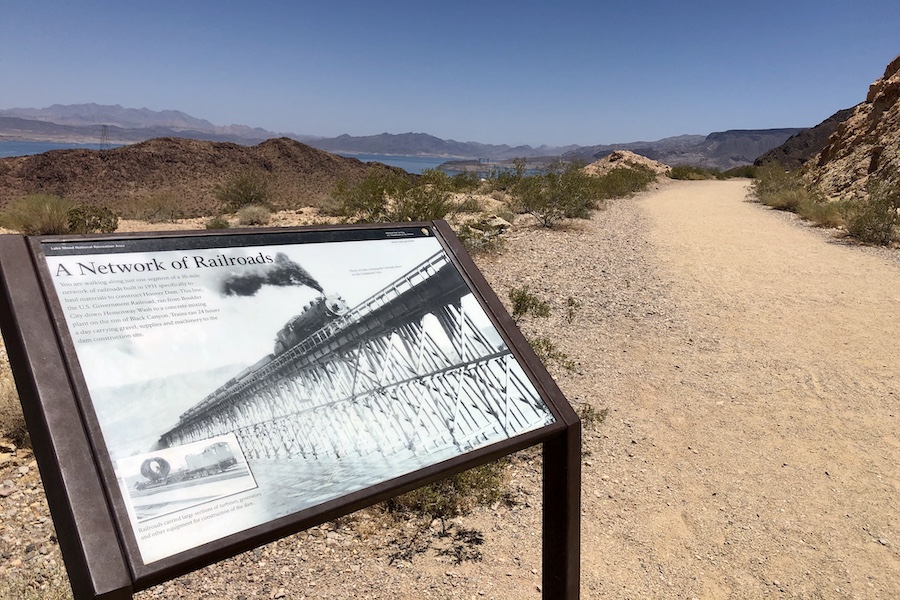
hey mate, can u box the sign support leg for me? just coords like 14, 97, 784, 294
542, 421, 581, 599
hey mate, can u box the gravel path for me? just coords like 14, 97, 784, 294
2, 179, 899, 598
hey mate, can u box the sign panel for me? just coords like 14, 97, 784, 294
36, 225, 556, 564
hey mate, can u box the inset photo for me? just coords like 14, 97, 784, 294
115, 433, 256, 522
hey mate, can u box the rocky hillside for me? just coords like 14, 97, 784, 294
809, 55, 900, 199
0, 137, 404, 216
754, 107, 856, 169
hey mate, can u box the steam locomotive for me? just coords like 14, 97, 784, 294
273, 293, 349, 355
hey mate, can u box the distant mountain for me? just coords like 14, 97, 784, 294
0, 103, 805, 168
0, 103, 318, 145
754, 108, 857, 169
564, 130, 805, 171
308, 132, 581, 160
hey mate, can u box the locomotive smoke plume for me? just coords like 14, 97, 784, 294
221, 252, 324, 296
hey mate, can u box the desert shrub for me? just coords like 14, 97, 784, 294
724, 165, 758, 178
750, 164, 850, 228
205, 215, 231, 229
800, 200, 846, 229
392, 184, 454, 222
67, 205, 118, 234
512, 160, 596, 227
575, 403, 608, 432
217, 170, 272, 211
385, 459, 509, 523
528, 335, 577, 372
487, 158, 527, 191
670, 164, 716, 180
454, 194, 483, 213
449, 171, 482, 192
592, 164, 658, 198
508, 286, 550, 322
122, 193, 184, 222
842, 180, 900, 245
0, 373, 28, 448
332, 167, 452, 223
236, 204, 271, 226
750, 164, 808, 207
1, 194, 72, 235
454, 219, 504, 255
512, 160, 656, 228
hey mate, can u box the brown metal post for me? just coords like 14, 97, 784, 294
542, 420, 581, 599
0, 235, 133, 599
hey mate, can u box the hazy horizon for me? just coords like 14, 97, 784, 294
2, 2, 898, 147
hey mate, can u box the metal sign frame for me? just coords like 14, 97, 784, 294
0, 220, 580, 599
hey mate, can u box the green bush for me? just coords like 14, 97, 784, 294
235, 204, 271, 226
67, 204, 119, 234
723, 165, 757, 178
449, 171, 482, 192
508, 286, 550, 322
511, 160, 596, 227
511, 160, 656, 228
670, 164, 716, 180
217, 170, 272, 211
332, 167, 452, 223
592, 164, 658, 198
385, 460, 509, 522
205, 215, 231, 229
1, 194, 73, 235
842, 180, 900, 245
487, 158, 527, 191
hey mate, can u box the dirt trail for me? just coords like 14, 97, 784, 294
580, 179, 899, 598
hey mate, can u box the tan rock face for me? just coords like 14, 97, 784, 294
583, 150, 671, 177
810, 55, 900, 199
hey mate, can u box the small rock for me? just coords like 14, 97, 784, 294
17, 465, 29, 475
0, 480, 16, 497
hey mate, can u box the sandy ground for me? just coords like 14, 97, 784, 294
2, 179, 898, 599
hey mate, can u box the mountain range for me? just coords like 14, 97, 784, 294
0, 103, 805, 168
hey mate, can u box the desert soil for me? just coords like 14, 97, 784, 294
2, 179, 898, 599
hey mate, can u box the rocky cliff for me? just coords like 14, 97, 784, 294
754, 107, 856, 169
809, 56, 900, 199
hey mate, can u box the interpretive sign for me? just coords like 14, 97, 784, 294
0, 221, 580, 599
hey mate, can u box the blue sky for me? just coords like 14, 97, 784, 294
2, 1, 898, 146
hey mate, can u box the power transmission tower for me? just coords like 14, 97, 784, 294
100, 125, 110, 150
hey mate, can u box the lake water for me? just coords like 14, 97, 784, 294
0, 142, 458, 174
0, 141, 114, 158
335, 153, 459, 174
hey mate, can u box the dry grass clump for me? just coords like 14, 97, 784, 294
118, 193, 185, 222
0, 357, 28, 448
235, 204, 271, 226
750, 164, 845, 229
0, 195, 72, 235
